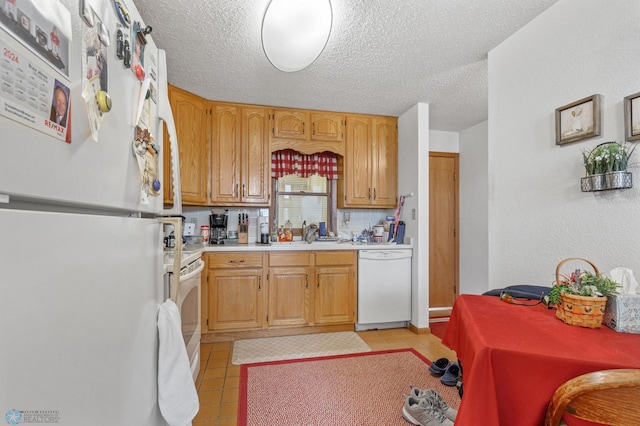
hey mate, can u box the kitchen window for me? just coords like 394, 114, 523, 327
270, 149, 339, 235
271, 174, 336, 235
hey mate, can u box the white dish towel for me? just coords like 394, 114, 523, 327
157, 299, 199, 426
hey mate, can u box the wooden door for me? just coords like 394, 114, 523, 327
241, 107, 270, 204
371, 116, 397, 207
429, 152, 459, 309
210, 104, 241, 204
165, 85, 209, 205
341, 115, 372, 207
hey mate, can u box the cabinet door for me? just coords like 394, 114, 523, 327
210, 104, 241, 204
342, 115, 373, 206
310, 112, 343, 142
273, 109, 307, 140
314, 265, 355, 324
166, 85, 209, 205
241, 107, 270, 204
372, 116, 398, 207
207, 268, 264, 331
268, 266, 310, 327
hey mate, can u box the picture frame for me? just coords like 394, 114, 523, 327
555, 94, 601, 145
624, 91, 640, 142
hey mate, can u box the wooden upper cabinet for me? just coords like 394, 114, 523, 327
338, 114, 397, 208
310, 112, 343, 142
371, 116, 398, 207
210, 104, 270, 206
339, 115, 372, 207
273, 109, 307, 140
241, 107, 270, 204
164, 85, 209, 205
210, 104, 241, 204
271, 108, 345, 155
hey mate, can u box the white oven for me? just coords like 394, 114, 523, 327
164, 251, 204, 382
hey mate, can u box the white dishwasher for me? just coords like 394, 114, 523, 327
356, 248, 412, 331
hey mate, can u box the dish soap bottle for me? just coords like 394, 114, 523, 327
284, 220, 293, 242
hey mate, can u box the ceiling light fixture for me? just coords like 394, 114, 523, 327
261, 0, 332, 72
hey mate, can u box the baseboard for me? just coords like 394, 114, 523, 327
409, 323, 430, 335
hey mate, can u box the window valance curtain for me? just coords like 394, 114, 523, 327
271, 149, 339, 180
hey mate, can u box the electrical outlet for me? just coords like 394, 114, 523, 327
183, 223, 195, 236
412, 208, 416, 220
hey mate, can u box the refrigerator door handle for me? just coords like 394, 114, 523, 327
157, 49, 182, 216
161, 217, 182, 302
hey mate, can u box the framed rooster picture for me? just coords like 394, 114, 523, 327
555, 94, 601, 145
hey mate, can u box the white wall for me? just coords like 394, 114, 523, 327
430, 130, 459, 153
398, 103, 430, 329
459, 120, 489, 294
488, 0, 640, 289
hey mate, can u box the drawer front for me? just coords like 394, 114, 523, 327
269, 252, 311, 267
207, 252, 264, 269
314, 250, 355, 266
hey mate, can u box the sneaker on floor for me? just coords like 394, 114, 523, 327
408, 385, 457, 421
440, 362, 460, 387
402, 395, 454, 426
428, 357, 451, 376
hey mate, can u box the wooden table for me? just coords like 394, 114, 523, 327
441, 294, 640, 426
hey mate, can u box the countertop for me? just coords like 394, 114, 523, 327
184, 241, 413, 253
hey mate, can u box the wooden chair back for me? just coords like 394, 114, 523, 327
544, 369, 640, 426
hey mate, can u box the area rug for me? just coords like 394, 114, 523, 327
238, 348, 461, 426
232, 331, 371, 365
429, 320, 449, 340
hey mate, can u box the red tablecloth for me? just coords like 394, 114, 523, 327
441, 294, 640, 426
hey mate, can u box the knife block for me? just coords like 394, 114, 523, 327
238, 225, 248, 244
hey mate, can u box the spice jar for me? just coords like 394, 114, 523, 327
200, 225, 210, 244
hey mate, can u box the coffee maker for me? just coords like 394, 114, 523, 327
209, 212, 228, 244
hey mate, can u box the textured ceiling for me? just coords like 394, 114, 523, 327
135, 0, 557, 131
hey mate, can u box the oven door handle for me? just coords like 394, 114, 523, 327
181, 259, 204, 282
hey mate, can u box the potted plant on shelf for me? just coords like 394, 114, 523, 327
582, 141, 636, 191
550, 258, 620, 329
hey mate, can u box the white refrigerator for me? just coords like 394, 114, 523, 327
0, 0, 183, 424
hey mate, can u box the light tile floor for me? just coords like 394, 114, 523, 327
192, 328, 457, 425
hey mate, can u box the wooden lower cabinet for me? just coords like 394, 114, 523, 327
203, 250, 356, 333
204, 252, 265, 332
314, 251, 357, 325
268, 252, 311, 327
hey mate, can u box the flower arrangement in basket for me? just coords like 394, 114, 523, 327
581, 141, 636, 191
549, 258, 620, 329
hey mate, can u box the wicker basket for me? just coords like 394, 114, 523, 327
555, 258, 607, 329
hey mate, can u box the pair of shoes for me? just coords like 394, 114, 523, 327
428, 357, 451, 376
440, 362, 460, 387
402, 395, 454, 426
408, 385, 457, 421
